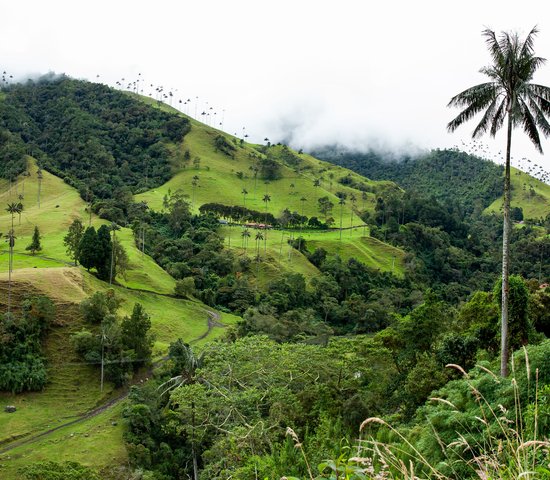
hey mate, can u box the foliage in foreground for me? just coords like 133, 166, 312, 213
286, 341, 550, 480
0, 295, 55, 393
19, 461, 100, 480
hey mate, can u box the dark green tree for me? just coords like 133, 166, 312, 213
26, 226, 42, 255
448, 27, 550, 376
64, 218, 84, 265
78, 226, 98, 272
121, 303, 153, 370
96, 224, 112, 281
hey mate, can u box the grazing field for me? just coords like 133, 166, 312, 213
485, 167, 550, 220
134, 95, 398, 229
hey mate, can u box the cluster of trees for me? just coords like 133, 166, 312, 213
72, 291, 153, 387
0, 296, 55, 393
0, 128, 27, 181
213, 134, 236, 157
122, 278, 550, 478
64, 219, 128, 282
0, 76, 190, 219
366, 189, 550, 302
198, 202, 330, 230
199, 202, 277, 226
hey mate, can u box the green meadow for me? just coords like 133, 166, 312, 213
485, 167, 550, 220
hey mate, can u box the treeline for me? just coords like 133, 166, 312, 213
0, 75, 190, 205
199, 202, 330, 229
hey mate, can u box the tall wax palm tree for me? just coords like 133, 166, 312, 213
4, 230, 15, 313
337, 194, 346, 241
298, 196, 307, 252
254, 231, 264, 258
17, 194, 24, 225
349, 193, 357, 236
241, 188, 248, 208
262, 194, 271, 253
37, 168, 43, 208
6, 202, 18, 232
448, 27, 550, 377
241, 228, 251, 252
361, 191, 368, 236
159, 341, 205, 480
109, 222, 120, 285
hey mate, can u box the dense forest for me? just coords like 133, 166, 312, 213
0, 75, 190, 207
311, 147, 504, 215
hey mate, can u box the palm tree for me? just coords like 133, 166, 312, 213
37, 168, 43, 208
5, 229, 16, 313
349, 193, 357, 236
448, 27, 550, 377
109, 222, 120, 285
249, 165, 259, 199
241, 188, 248, 208
298, 196, 307, 251
262, 194, 271, 253
361, 191, 368, 236
337, 195, 346, 241
159, 341, 205, 480
254, 231, 264, 257
17, 196, 23, 225
6, 202, 18, 232
241, 229, 251, 252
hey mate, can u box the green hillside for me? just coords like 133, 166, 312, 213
0, 158, 237, 476
485, 167, 550, 220
134, 95, 398, 225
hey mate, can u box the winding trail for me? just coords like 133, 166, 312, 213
0, 306, 225, 455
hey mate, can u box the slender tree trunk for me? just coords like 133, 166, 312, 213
109, 230, 115, 285
8, 243, 13, 314
192, 401, 199, 480
339, 204, 344, 241
500, 111, 513, 378
100, 339, 105, 392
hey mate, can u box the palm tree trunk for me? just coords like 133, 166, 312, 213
500, 111, 513, 378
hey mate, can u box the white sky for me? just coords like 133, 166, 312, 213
2, 0, 550, 174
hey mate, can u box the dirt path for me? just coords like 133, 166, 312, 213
0, 307, 225, 455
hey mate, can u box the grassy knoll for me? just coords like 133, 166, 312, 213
134, 96, 397, 229
0, 403, 127, 479
0, 157, 177, 295
0, 267, 234, 479
0, 272, 115, 447
485, 167, 550, 220
221, 224, 405, 278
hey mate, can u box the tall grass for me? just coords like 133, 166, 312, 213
284, 347, 549, 479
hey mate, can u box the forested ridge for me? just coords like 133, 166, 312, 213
0, 75, 190, 201
311, 146, 504, 215
0, 78, 549, 479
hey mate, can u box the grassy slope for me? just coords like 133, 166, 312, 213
134, 96, 405, 275
222, 224, 405, 279
134, 96, 396, 225
0, 161, 236, 477
485, 167, 550, 220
